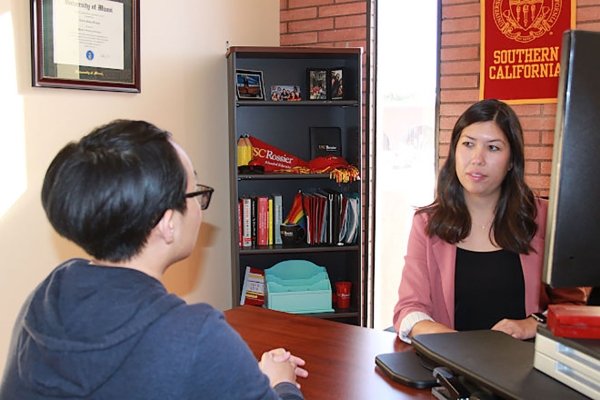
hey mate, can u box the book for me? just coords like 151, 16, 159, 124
313, 192, 327, 244
237, 199, 243, 247
344, 194, 360, 244
268, 197, 274, 245
241, 197, 252, 248
309, 127, 342, 159
318, 194, 328, 243
251, 196, 257, 246
273, 194, 283, 245
339, 195, 349, 242
256, 196, 269, 246
319, 189, 342, 244
302, 193, 312, 244
240, 266, 265, 306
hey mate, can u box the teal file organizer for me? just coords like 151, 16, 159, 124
264, 260, 334, 314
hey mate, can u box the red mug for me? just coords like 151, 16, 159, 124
335, 281, 352, 309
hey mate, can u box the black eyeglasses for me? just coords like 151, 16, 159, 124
185, 184, 214, 210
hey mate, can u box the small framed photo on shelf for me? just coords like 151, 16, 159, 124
329, 68, 344, 100
236, 69, 265, 100
307, 68, 328, 100
270, 85, 302, 101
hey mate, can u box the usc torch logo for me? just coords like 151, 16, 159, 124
493, 0, 562, 43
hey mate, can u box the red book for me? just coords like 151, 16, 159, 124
240, 266, 265, 306
547, 304, 600, 339
302, 193, 312, 244
256, 196, 269, 246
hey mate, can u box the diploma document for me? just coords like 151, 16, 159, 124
52, 0, 124, 70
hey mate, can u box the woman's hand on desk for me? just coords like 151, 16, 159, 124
491, 317, 538, 340
409, 320, 456, 338
259, 348, 308, 389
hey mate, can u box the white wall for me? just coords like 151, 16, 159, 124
0, 0, 279, 376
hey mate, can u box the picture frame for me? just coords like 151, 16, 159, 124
329, 68, 344, 100
30, 0, 141, 93
236, 69, 265, 100
307, 68, 328, 100
270, 85, 301, 101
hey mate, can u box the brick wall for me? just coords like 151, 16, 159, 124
280, 0, 369, 145
440, 0, 600, 197
281, 0, 600, 197
280, 0, 367, 48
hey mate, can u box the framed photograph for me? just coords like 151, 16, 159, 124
30, 0, 140, 92
270, 85, 301, 101
236, 69, 265, 100
329, 68, 344, 100
307, 68, 327, 100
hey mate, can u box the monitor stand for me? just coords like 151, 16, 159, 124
412, 330, 590, 400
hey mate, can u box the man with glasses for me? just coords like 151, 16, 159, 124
0, 120, 307, 399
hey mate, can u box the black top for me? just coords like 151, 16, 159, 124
454, 248, 525, 330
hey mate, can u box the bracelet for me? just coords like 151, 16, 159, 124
529, 312, 547, 324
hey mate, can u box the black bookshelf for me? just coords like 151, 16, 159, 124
227, 46, 365, 326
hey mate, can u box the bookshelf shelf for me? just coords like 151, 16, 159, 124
227, 46, 365, 326
242, 307, 359, 321
300, 309, 359, 320
236, 100, 358, 107
238, 173, 332, 181
240, 244, 359, 255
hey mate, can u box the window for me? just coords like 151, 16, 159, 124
372, 1, 440, 329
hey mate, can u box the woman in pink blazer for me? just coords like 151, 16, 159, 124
393, 99, 588, 343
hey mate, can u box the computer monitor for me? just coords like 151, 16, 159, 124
543, 30, 600, 288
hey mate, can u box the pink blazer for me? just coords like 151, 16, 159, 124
392, 198, 587, 332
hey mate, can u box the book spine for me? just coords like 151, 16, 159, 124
241, 197, 252, 248
240, 266, 250, 305
274, 194, 283, 245
251, 197, 257, 247
302, 193, 311, 245
237, 199, 243, 247
257, 196, 269, 246
268, 197, 274, 246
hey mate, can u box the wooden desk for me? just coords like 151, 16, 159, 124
225, 306, 432, 400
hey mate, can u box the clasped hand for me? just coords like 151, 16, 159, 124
259, 348, 308, 389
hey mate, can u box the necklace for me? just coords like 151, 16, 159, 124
478, 218, 494, 231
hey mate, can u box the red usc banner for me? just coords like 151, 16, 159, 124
480, 0, 576, 104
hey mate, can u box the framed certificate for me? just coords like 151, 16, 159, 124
30, 0, 140, 92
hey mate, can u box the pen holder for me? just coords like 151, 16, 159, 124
335, 281, 352, 309
280, 224, 306, 245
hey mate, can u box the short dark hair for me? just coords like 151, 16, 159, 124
422, 99, 537, 254
41, 120, 188, 262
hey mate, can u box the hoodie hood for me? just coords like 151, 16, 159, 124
17, 258, 182, 397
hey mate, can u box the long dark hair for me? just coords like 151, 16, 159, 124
41, 120, 188, 262
421, 99, 537, 254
